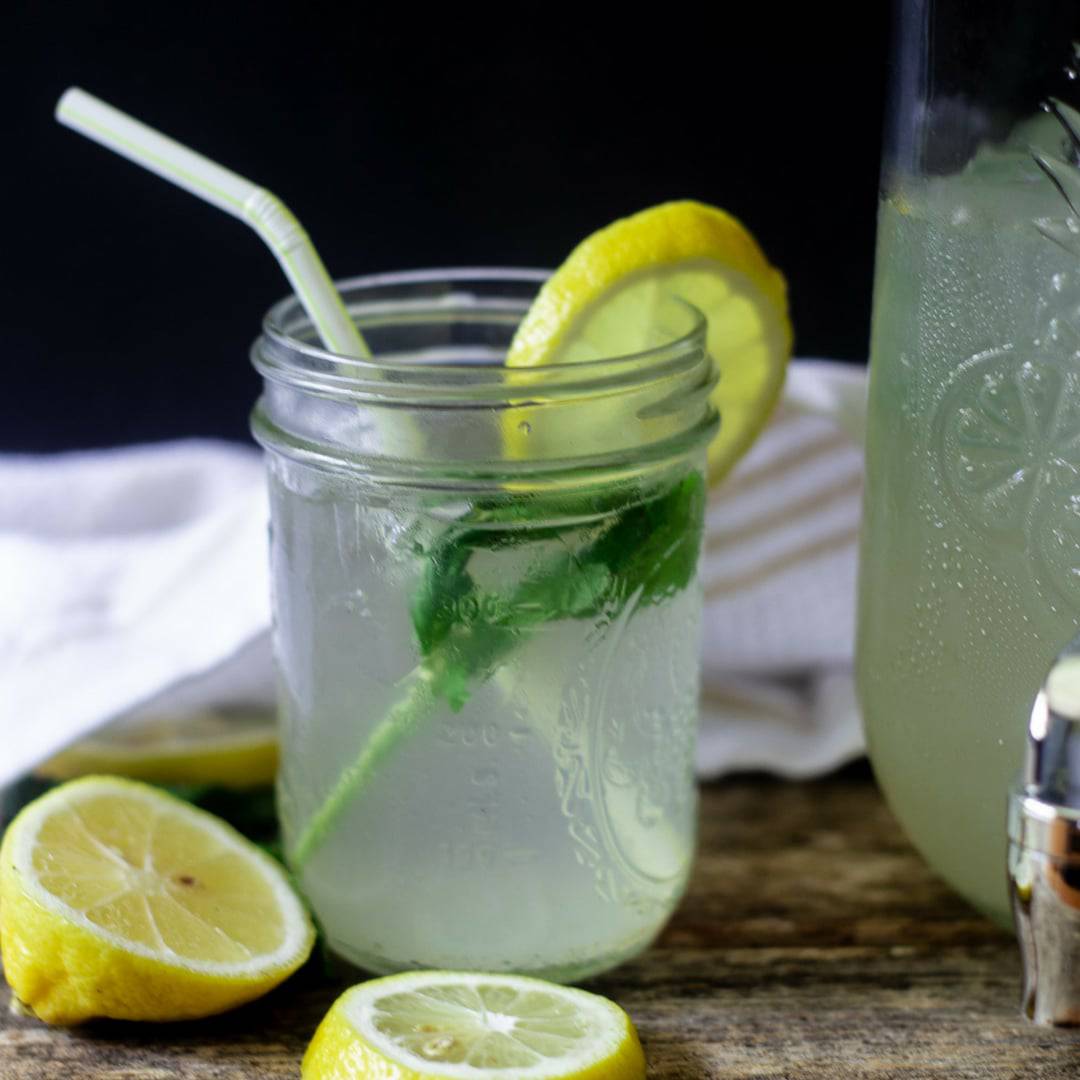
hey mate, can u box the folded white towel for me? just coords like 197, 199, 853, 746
0, 359, 867, 788
699, 359, 866, 777
0, 443, 274, 788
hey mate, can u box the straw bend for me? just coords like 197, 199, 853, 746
55, 86, 371, 359
242, 188, 310, 258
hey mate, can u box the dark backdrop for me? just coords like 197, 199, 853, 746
3, 3, 890, 452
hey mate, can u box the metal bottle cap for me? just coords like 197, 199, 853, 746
1008, 635, 1080, 1026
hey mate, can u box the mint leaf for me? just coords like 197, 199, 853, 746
411, 471, 705, 710
409, 537, 474, 656
585, 471, 706, 607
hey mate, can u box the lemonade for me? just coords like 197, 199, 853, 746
270, 461, 704, 978
253, 196, 791, 978
255, 268, 718, 979
858, 116, 1080, 922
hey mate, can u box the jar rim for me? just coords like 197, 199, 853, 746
254, 267, 710, 405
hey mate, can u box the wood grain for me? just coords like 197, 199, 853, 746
3, 767, 1079, 1078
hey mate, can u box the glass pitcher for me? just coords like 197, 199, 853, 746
858, 0, 1080, 923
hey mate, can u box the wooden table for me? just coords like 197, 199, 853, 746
3, 766, 1079, 1078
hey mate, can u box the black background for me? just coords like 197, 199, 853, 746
4, 3, 890, 453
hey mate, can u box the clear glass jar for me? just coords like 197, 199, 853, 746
858, 0, 1080, 923
251, 269, 717, 979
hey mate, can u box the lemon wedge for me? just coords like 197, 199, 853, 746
506, 200, 792, 483
302, 971, 646, 1080
0, 776, 314, 1024
35, 711, 278, 789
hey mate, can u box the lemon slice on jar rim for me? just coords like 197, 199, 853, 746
504, 200, 792, 484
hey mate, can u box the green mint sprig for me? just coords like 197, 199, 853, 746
291, 471, 705, 868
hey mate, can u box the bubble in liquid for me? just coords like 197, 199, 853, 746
517, 421, 532, 435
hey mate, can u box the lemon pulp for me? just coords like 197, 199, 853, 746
303, 971, 646, 1080
0, 776, 313, 1024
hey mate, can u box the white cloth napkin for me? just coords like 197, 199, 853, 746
698, 360, 866, 778
0, 359, 867, 788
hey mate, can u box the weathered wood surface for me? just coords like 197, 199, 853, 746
3, 767, 1079, 1078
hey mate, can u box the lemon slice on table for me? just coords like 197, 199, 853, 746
0, 776, 314, 1024
303, 971, 646, 1080
35, 711, 279, 788
506, 200, 792, 483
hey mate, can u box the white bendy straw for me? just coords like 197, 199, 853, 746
56, 87, 371, 359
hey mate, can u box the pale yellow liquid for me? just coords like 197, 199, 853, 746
859, 120, 1080, 923
270, 462, 702, 978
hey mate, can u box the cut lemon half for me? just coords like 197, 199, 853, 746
0, 776, 314, 1024
35, 711, 279, 788
302, 971, 646, 1080
506, 200, 792, 483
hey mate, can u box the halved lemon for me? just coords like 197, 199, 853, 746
34, 710, 278, 788
0, 776, 313, 1024
506, 200, 792, 483
302, 971, 646, 1080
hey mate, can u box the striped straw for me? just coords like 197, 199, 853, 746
56, 87, 371, 360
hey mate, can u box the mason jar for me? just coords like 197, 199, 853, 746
251, 268, 716, 980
